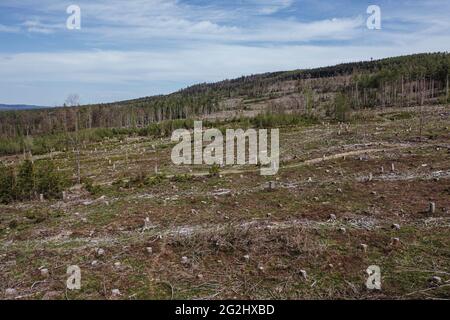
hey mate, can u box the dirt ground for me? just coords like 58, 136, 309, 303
1, 105, 449, 300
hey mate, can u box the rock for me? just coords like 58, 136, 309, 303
391, 238, 401, 246
91, 260, 98, 266
40, 268, 49, 277
5, 288, 17, 297
392, 223, 401, 230
111, 289, 121, 297
339, 227, 347, 234
359, 244, 368, 253
328, 214, 337, 221
96, 248, 105, 256
142, 217, 154, 231
181, 256, 190, 265
114, 262, 121, 268
146, 247, 153, 254
429, 202, 436, 214
268, 181, 276, 190
243, 254, 250, 261
197, 274, 204, 280
300, 269, 308, 280
429, 276, 442, 286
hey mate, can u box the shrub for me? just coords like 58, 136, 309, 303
83, 178, 102, 195
8, 219, 18, 229
34, 161, 67, 199
208, 164, 221, 177
25, 209, 48, 224
16, 160, 34, 200
0, 163, 15, 204
145, 174, 167, 186
334, 92, 350, 122
172, 174, 193, 183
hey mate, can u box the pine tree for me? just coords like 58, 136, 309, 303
16, 160, 34, 200
35, 161, 64, 199
334, 92, 350, 122
0, 163, 15, 204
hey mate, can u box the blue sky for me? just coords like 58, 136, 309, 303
0, 0, 449, 106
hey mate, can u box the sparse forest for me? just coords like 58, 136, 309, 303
0, 53, 448, 156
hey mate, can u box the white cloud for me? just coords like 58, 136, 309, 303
0, 23, 20, 33
1, 0, 450, 105
6, 40, 440, 80
0, 0, 363, 43
254, 0, 294, 15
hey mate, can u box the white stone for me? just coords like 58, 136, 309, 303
97, 248, 105, 256
429, 202, 436, 214
300, 269, 308, 280
243, 254, 250, 261
40, 268, 49, 277
5, 288, 17, 297
111, 289, 121, 296
146, 247, 153, 254
392, 223, 401, 230
430, 276, 442, 285
181, 256, 190, 265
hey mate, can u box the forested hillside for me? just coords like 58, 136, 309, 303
0, 52, 449, 156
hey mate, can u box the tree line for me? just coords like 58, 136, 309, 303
0, 52, 448, 155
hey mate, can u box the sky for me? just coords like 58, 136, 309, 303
0, 0, 449, 106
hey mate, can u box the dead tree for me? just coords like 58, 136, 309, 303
65, 94, 82, 185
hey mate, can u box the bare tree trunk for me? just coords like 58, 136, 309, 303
419, 104, 424, 142
446, 74, 449, 102
401, 76, 404, 107
75, 111, 81, 185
